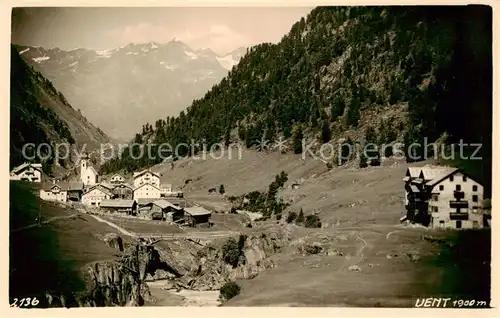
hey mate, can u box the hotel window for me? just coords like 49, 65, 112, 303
456, 221, 462, 229
473, 185, 478, 192
463, 176, 467, 182
473, 195, 478, 202
456, 184, 461, 191
439, 185, 444, 191
450, 176, 454, 182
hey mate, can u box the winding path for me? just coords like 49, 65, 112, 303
89, 214, 138, 237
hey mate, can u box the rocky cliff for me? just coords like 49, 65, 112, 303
40, 242, 156, 307
146, 228, 292, 291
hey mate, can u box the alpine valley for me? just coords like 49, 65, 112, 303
14, 40, 247, 139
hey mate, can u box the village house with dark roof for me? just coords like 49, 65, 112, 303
39, 181, 84, 203
10, 162, 42, 182
99, 199, 137, 215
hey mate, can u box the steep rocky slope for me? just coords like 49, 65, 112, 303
10, 45, 111, 174
15, 41, 247, 139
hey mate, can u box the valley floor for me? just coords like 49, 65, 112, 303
9, 150, 492, 307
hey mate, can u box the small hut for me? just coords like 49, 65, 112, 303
184, 206, 211, 227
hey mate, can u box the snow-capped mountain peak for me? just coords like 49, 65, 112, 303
12, 41, 247, 139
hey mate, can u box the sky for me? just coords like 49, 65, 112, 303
11, 7, 312, 55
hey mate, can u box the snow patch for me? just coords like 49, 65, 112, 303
125, 52, 139, 55
96, 49, 112, 58
184, 50, 198, 60
19, 48, 30, 55
159, 61, 179, 70
32, 55, 50, 63
69, 61, 78, 67
216, 55, 238, 70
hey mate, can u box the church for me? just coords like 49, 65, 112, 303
80, 153, 99, 186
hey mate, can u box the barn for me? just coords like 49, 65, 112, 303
184, 206, 212, 227
99, 199, 137, 215
151, 199, 184, 222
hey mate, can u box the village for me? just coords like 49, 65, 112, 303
10, 154, 491, 231
10, 154, 214, 228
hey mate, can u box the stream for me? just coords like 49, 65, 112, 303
146, 280, 221, 306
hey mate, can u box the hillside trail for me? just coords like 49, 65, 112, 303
10, 213, 79, 233
89, 214, 138, 237
335, 230, 372, 272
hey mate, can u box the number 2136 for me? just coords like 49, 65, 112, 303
10, 297, 39, 307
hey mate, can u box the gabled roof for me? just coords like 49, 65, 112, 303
427, 168, 480, 187
406, 167, 421, 178
184, 206, 211, 216
134, 182, 161, 191
99, 181, 116, 190
420, 165, 457, 184
11, 162, 42, 174
41, 183, 63, 192
42, 181, 84, 191
133, 169, 160, 179
113, 183, 134, 190
111, 173, 124, 179
152, 199, 183, 210
83, 185, 112, 196
100, 199, 136, 208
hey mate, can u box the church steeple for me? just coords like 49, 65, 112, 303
80, 153, 89, 184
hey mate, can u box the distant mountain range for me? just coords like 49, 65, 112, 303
14, 40, 247, 139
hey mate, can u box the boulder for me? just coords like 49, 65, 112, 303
348, 265, 361, 272
103, 233, 124, 252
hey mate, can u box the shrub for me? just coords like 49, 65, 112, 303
305, 215, 322, 228
359, 153, 368, 168
219, 281, 241, 301
221, 238, 241, 267
286, 211, 298, 223
305, 242, 323, 254
219, 184, 226, 195
296, 209, 305, 223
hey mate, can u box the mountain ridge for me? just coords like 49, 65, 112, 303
14, 40, 248, 139
10, 45, 112, 176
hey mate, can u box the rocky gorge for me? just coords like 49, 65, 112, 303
36, 226, 292, 307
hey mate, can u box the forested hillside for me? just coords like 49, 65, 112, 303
101, 6, 491, 183
10, 45, 111, 175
